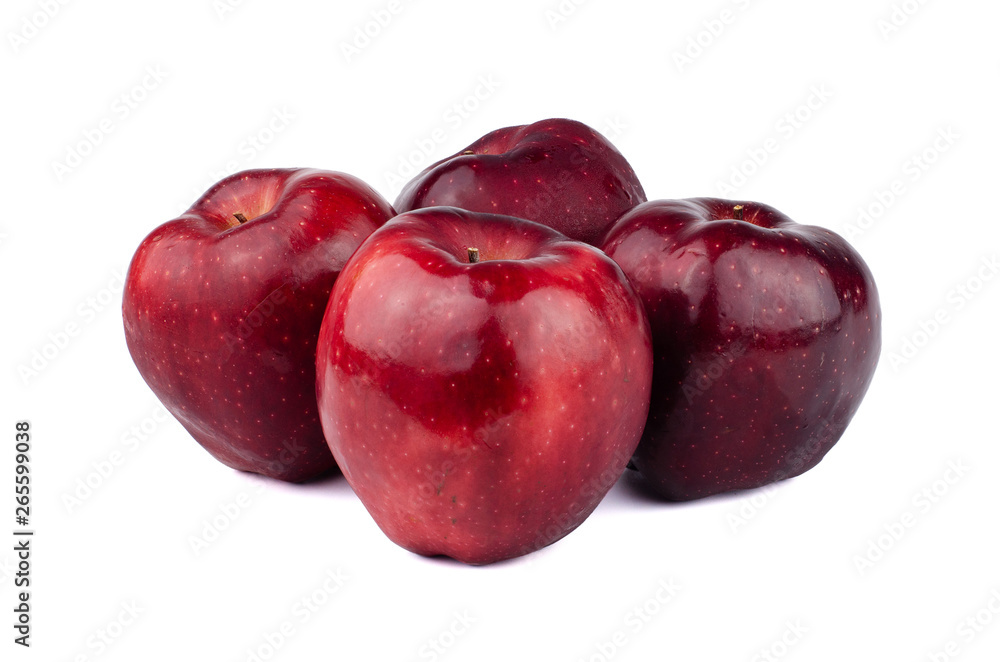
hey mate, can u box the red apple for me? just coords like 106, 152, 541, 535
394, 118, 646, 246
316, 206, 653, 564
123, 168, 394, 482
601, 198, 881, 500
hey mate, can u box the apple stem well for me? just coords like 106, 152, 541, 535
467, 247, 481, 263
732, 205, 744, 221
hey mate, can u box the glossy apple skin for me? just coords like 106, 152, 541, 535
601, 198, 881, 501
316, 207, 653, 564
394, 118, 646, 246
123, 168, 394, 482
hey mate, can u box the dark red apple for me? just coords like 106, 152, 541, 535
601, 198, 881, 501
394, 118, 646, 246
123, 168, 394, 482
316, 207, 653, 564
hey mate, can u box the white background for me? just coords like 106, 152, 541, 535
2, 0, 999, 660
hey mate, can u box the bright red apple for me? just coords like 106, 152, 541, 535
394, 118, 646, 246
601, 198, 881, 500
123, 168, 394, 482
316, 206, 653, 564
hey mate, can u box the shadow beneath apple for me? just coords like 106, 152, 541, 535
614, 468, 669, 505
413, 540, 565, 569
289, 470, 356, 499
236, 466, 356, 500
610, 467, 785, 509
416, 553, 504, 569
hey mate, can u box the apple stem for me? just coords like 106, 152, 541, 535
233, 213, 249, 224
468, 247, 480, 263
461, 150, 475, 155
733, 205, 744, 221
